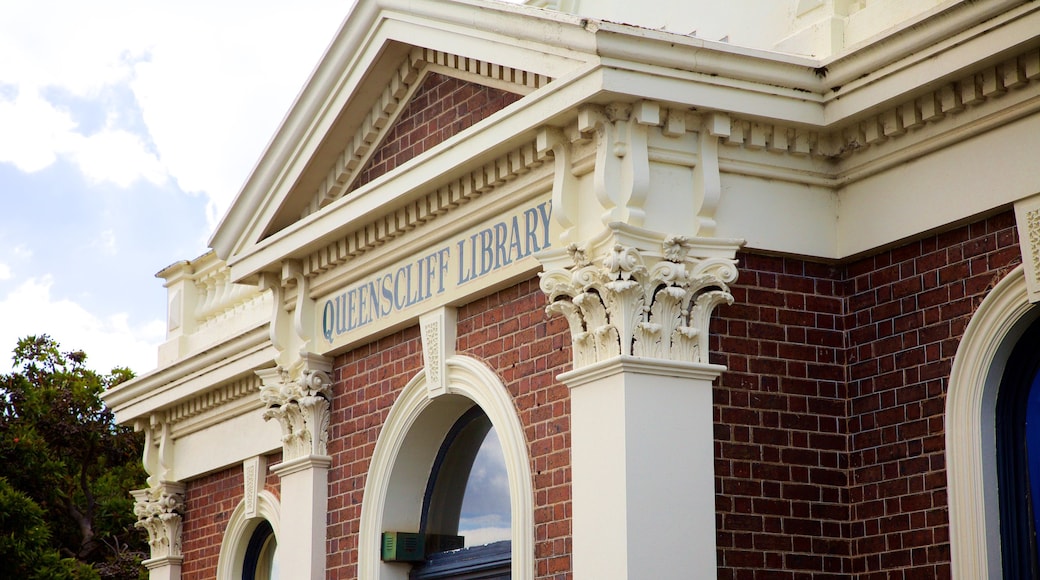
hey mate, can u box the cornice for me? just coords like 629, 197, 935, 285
302, 140, 546, 281
103, 325, 274, 423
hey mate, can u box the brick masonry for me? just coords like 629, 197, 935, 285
350, 72, 522, 192
325, 278, 573, 579
179, 207, 1019, 579
712, 210, 1021, 578
180, 452, 281, 579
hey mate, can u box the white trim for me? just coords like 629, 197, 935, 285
358, 355, 534, 580
947, 265, 1038, 579
215, 490, 282, 580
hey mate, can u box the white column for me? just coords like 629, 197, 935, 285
562, 357, 721, 578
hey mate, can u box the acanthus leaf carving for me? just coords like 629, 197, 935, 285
132, 483, 185, 562
258, 354, 333, 461
540, 233, 739, 368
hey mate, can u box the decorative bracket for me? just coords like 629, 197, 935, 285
578, 102, 658, 228
140, 416, 174, 490
420, 307, 457, 398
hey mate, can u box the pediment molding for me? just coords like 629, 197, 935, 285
297, 47, 551, 224
300, 139, 546, 282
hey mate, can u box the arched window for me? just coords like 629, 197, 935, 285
215, 489, 281, 580
995, 317, 1040, 577
413, 406, 511, 579
358, 355, 534, 580
242, 519, 279, 580
948, 265, 1040, 578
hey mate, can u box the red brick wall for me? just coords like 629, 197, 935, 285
712, 255, 850, 578
181, 467, 244, 579
350, 72, 522, 191
843, 212, 1019, 578
711, 210, 1021, 578
180, 452, 282, 579
325, 277, 573, 579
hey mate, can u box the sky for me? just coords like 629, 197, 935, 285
0, 1, 354, 375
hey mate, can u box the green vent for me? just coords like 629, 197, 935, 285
382, 531, 425, 562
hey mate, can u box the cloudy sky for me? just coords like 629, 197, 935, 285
0, 1, 353, 375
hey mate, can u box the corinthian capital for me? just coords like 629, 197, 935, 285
257, 353, 333, 461
131, 483, 185, 562
540, 228, 740, 369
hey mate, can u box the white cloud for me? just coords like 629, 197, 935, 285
69, 128, 167, 188
127, 2, 350, 222
0, 276, 165, 375
0, 1, 346, 210
92, 229, 118, 255
0, 263, 11, 281
0, 89, 78, 173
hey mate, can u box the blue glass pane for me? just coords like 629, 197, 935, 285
458, 427, 511, 547
1027, 372, 1040, 561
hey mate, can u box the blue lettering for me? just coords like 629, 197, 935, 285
493, 222, 508, 269
322, 300, 335, 342
437, 247, 451, 293
478, 228, 494, 276
524, 207, 540, 253
538, 201, 552, 250
346, 287, 359, 331
381, 274, 394, 316
509, 215, 524, 260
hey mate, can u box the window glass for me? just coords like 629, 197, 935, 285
458, 426, 511, 546
243, 520, 278, 580
413, 406, 511, 579
996, 319, 1040, 578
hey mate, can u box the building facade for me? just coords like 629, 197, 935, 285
103, 0, 1040, 578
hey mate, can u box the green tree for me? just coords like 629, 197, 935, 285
0, 335, 147, 579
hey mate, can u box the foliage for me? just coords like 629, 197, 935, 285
0, 335, 147, 579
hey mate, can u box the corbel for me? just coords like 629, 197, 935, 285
537, 126, 578, 245
140, 414, 174, 489
578, 101, 659, 229
259, 270, 288, 364
281, 259, 316, 358
693, 112, 729, 237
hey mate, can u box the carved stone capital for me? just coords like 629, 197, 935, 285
258, 354, 333, 461
131, 483, 185, 562
540, 227, 741, 368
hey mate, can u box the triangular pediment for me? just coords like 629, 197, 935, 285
209, 0, 577, 280
289, 48, 545, 227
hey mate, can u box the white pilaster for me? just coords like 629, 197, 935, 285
561, 357, 721, 578
258, 353, 333, 580
132, 482, 185, 580
539, 216, 740, 578
271, 456, 331, 580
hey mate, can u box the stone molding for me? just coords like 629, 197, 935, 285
540, 226, 741, 368
720, 45, 1040, 164
258, 354, 334, 462
132, 483, 185, 563
301, 139, 545, 280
